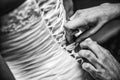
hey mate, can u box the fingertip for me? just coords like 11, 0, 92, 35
82, 62, 90, 70
65, 18, 85, 30
64, 22, 69, 29
65, 20, 77, 29
64, 21, 72, 30
80, 38, 97, 47
82, 62, 97, 72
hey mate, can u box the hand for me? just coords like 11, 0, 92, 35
65, 3, 120, 44
78, 38, 120, 80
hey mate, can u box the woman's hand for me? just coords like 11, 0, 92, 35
65, 3, 120, 44
78, 38, 120, 80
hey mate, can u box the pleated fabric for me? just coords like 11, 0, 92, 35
0, 0, 88, 80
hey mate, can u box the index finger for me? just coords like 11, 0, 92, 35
65, 17, 87, 30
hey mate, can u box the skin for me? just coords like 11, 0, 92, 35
79, 38, 120, 80
65, 3, 120, 43
65, 2, 120, 80
0, 0, 120, 80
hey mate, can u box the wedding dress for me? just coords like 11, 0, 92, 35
0, 0, 91, 80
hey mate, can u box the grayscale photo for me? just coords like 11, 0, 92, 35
0, 0, 120, 80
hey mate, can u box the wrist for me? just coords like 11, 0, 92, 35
100, 3, 120, 21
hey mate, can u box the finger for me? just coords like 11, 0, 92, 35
70, 10, 82, 20
65, 17, 87, 30
76, 21, 105, 43
80, 39, 119, 72
82, 62, 112, 80
82, 62, 97, 72
82, 62, 98, 77
78, 50, 98, 63
80, 38, 104, 58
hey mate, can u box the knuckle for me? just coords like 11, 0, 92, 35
88, 41, 96, 48
84, 50, 91, 58
76, 10, 81, 15
87, 40, 97, 48
104, 49, 110, 54
79, 50, 86, 55
79, 50, 92, 58
80, 38, 92, 46
80, 41, 87, 47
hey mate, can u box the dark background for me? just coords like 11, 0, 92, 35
73, 0, 120, 10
